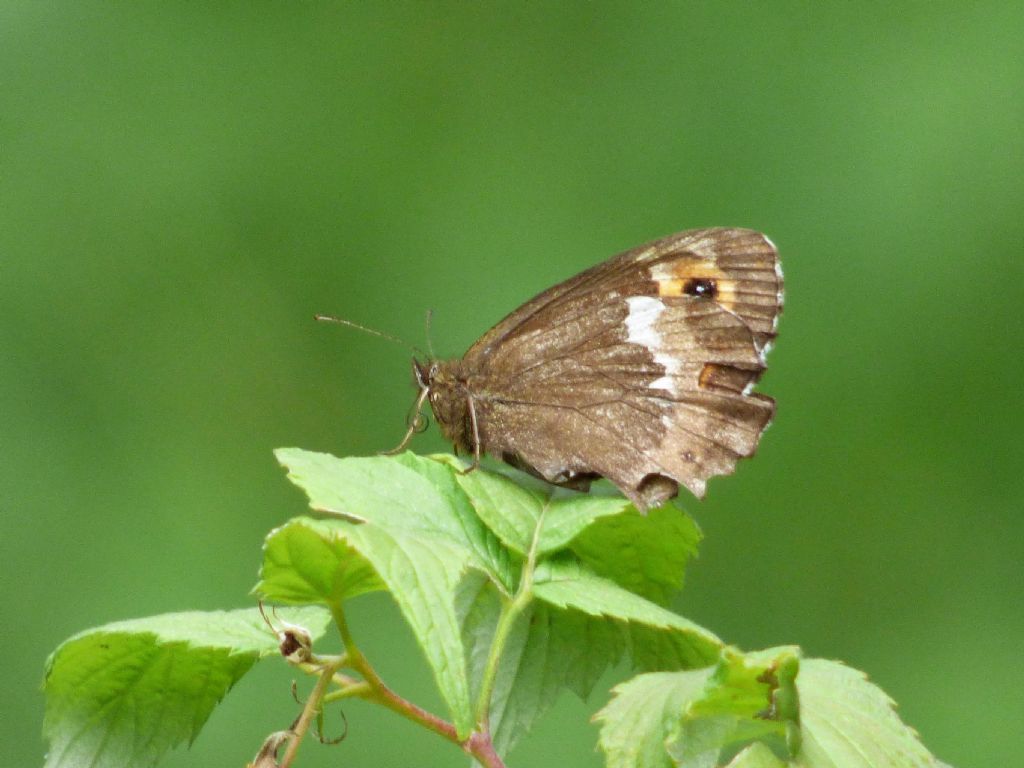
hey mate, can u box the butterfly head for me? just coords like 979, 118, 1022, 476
411, 358, 468, 446
412, 358, 436, 391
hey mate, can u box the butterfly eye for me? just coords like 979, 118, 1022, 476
682, 278, 718, 299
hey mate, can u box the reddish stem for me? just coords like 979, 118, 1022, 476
465, 732, 506, 768
361, 672, 504, 766
331, 602, 507, 768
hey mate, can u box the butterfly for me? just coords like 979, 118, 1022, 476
392, 228, 782, 511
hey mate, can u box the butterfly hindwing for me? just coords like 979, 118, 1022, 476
431, 228, 782, 510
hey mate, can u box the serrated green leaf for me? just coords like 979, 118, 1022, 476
395, 452, 517, 591
794, 659, 939, 768
667, 646, 801, 767
595, 670, 713, 768
570, 504, 701, 605
42, 607, 330, 768
458, 573, 626, 756
275, 449, 482, 551
267, 450, 719, 751
441, 456, 546, 554
269, 450, 482, 736
438, 455, 632, 555
534, 491, 635, 554
258, 516, 385, 604
608, 651, 940, 768
534, 558, 721, 668
474, 550, 716, 756
275, 450, 511, 588
455, 571, 506, 709
264, 517, 476, 737
726, 743, 789, 768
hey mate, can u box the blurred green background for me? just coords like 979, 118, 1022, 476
3, 3, 1022, 766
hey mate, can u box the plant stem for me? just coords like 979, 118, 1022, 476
279, 656, 346, 768
466, 732, 507, 768
474, 589, 530, 728
328, 601, 458, 740
328, 600, 508, 768
295, 657, 358, 688
473, 500, 548, 729
321, 680, 371, 704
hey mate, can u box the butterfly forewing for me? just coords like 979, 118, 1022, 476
439, 228, 782, 510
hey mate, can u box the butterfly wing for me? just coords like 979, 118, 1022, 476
462, 228, 782, 510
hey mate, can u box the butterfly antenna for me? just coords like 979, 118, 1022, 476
314, 314, 422, 355
424, 309, 436, 359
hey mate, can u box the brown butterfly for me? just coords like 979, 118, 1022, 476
390, 228, 782, 511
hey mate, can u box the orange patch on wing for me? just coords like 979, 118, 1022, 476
652, 258, 739, 312
698, 362, 758, 393
698, 363, 719, 389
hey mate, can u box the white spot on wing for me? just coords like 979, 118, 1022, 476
625, 296, 678, 393
624, 296, 663, 346
771, 240, 784, 331
650, 373, 676, 391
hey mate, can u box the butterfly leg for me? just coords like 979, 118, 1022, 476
381, 386, 430, 455
459, 395, 482, 474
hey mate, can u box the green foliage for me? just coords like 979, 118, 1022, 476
794, 659, 939, 768
664, 646, 801, 765
457, 576, 625, 753
42, 452, 948, 768
568, 505, 701, 605
726, 744, 789, 768
596, 647, 942, 768
436, 453, 634, 556
263, 450, 717, 744
42, 607, 331, 768
595, 670, 713, 768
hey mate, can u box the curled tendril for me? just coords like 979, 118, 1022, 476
315, 706, 349, 745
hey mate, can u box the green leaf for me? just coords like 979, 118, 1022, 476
570, 504, 702, 605
599, 651, 943, 768
259, 516, 385, 604
263, 515, 475, 737
275, 450, 512, 588
794, 659, 939, 768
596, 646, 800, 768
394, 452, 516, 590
42, 607, 330, 768
269, 449, 489, 736
726, 743, 789, 768
439, 455, 632, 555
535, 491, 636, 554
595, 670, 713, 768
667, 646, 801, 766
458, 573, 626, 755
436, 454, 545, 556
533, 558, 722, 668
456, 571, 506, 709
274, 450, 489, 559
265, 450, 719, 750
462, 554, 720, 756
